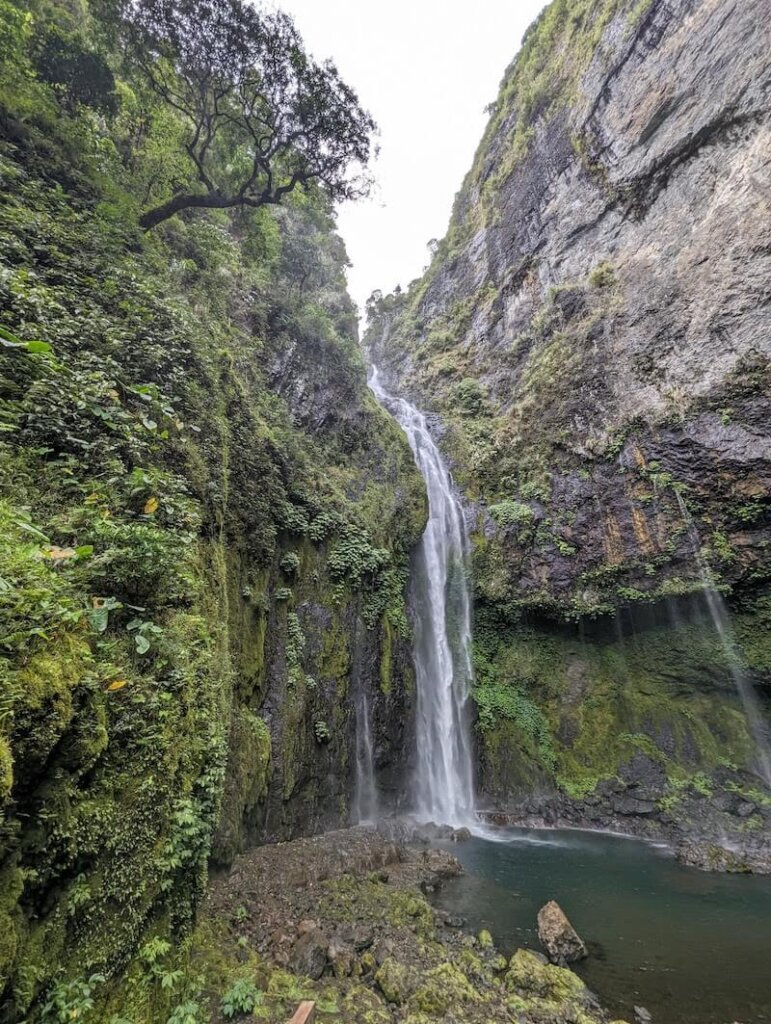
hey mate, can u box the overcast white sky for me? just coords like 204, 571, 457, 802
277, 0, 548, 315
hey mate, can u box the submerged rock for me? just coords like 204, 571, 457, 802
443, 913, 467, 929
537, 900, 588, 964
451, 826, 472, 841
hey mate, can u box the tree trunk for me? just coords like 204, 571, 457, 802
139, 191, 245, 230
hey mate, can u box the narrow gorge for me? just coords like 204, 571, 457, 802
0, 0, 769, 1022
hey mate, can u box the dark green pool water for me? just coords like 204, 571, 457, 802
434, 827, 771, 1024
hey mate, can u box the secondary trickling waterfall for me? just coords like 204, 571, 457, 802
369, 367, 475, 825
353, 692, 378, 824
676, 492, 771, 787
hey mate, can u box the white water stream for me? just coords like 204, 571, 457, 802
369, 367, 476, 825
676, 492, 771, 787
353, 692, 379, 824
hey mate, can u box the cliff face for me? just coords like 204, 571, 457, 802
366, 0, 771, 834
0, 5, 424, 1014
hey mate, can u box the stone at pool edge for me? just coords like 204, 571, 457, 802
537, 900, 588, 965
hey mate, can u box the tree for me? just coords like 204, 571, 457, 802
114, 0, 376, 229
34, 27, 118, 116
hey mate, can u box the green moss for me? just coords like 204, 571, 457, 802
374, 957, 414, 1005
505, 948, 586, 1003
408, 962, 480, 1015
380, 618, 393, 694
212, 708, 272, 863
472, 599, 762, 803
0, 2, 424, 1010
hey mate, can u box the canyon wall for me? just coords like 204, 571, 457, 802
366, 0, 771, 842
0, 5, 424, 1012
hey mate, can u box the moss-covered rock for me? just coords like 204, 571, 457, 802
506, 948, 587, 1003
408, 961, 481, 1015
375, 956, 416, 1005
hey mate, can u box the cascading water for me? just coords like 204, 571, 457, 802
675, 492, 771, 787
369, 367, 475, 825
353, 692, 378, 824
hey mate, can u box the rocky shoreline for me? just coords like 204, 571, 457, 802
479, 784, 771, 875
199, 825, 630, 1023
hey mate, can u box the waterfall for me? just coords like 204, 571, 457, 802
353, 692, 378, 824
675, 492, 771, 787
369, 367, 476, 826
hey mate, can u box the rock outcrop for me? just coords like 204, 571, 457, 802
365, 0, 771, 834
537, 900, 589, 964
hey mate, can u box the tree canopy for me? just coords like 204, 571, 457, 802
112, 0, 376, 228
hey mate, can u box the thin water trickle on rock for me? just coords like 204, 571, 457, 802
675, 492, 771, 786
353, 692, 378, 824
369, 367, 475, 826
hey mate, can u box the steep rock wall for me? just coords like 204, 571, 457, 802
366, 0, 771, 839
0, 14, 425, 1016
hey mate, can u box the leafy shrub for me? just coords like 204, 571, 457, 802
33, 26, 118, 114
279, 551, 301, 576
472, 681, 556, 770
166, 1001, 204, 1024
450, 378, 486, 416
313, 718, 331, 744
488, 500, 535, 528
588, 260, 616, 288
41, 974, 105, 1023
220, 978, 262, 1018
328, 528, 389, 592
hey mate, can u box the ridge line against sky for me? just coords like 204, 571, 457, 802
273, 0, 548, 317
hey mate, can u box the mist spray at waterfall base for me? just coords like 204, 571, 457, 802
369, 367, 477, 828
676, 493, 771, 788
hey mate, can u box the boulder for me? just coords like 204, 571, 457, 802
290, 928, 328, 979
374, 956, 415, 1004
537, 900, 588, 965
443, 914, 467, 929
327, 937, 355, 978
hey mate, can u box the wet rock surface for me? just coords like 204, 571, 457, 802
202, 826, 628, 1023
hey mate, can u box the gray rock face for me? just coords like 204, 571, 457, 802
364, 0, 771, 835
537, 900, 588, 964
367, 0, 771, 613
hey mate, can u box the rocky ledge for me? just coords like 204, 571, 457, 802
482, 775, 771, 875
199, 825, 629, 1023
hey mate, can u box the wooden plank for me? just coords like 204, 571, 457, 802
288, 1000, 315, 1024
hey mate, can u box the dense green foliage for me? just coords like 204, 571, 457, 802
0, 1, 424, 1019
110, 0, 375, 228
473, 601, 771, 805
